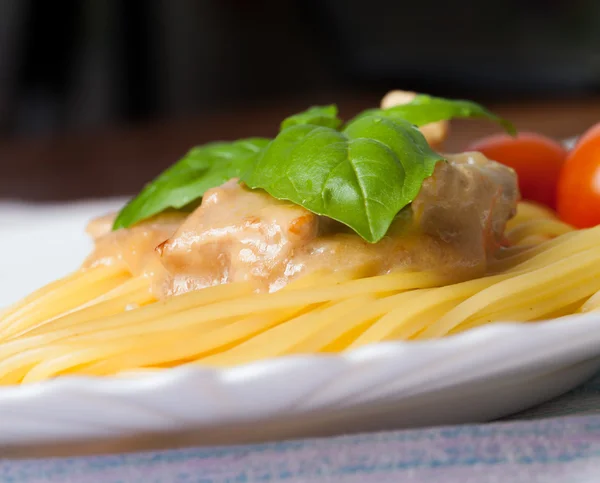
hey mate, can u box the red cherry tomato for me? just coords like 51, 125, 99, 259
467, 132, 568, 209
557, 122, 600, 228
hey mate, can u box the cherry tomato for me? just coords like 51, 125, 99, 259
556, 122, 600, 228
467, 132, 568, 209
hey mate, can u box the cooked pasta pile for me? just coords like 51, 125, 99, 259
0, 201, 597, 385
4, 89, 600, 386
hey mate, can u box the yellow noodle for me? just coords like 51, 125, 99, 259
450, 274, 600, 336
420, 247, 600, 338
0, 265, 128, 323
0, 266, 120, 321
21, 345, 143, 383
460, 263, 600, 326
490, 227, 598, 273
513, 234, 552, 247
68, 272, 346, 376
0, 346, 72, 385
199, 295, 377, 367
57, 274, 153, 313
20, 302, 331, 383
542, 301, 586, 320
580, 288, 600, 313
348, 273, 519, 348
0, 281, 255, 364
286, 289, 434, 353
8, 281, 154, 340
77, 308, 308, 377
0, 268, 131, 340
505, 219, 573, 245
505, 201, 557, 230
473, 255, 600, 321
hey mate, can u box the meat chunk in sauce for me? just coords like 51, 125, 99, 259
156, 153, 518, 295
411, 151, 518, 275
157, 180, 324, 295
84, 152, 519, 297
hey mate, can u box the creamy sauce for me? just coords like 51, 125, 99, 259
84, 212, 187, 279
85, 152, 519, 297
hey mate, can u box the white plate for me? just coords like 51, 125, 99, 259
1, 200, 600, 454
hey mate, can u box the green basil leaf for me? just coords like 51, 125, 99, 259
113, 138, 270, 230
280, 105, 342, 131
243, 115, 444, 243
352, 94, 516, 135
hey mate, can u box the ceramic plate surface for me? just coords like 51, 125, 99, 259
1, 199, 600, 454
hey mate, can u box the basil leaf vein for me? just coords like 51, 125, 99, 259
113, 138, 269, 230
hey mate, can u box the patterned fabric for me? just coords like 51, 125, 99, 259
508, 371, 600, 420
2, 372, 600, 483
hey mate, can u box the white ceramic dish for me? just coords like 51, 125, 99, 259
1, 199, 600, 453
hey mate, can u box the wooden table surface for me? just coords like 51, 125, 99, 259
1, 97, 599, 202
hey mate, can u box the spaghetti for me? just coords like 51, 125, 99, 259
1, 202, 598, 384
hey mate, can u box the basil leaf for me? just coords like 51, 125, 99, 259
243, 115, 444, 243
352, 95, 516, 135
280, 105, 342, 131
113, 138, 269, 230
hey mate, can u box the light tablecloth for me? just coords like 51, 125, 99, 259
1, 371, 599, 483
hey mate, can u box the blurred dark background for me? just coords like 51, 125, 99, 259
0, 0, 599, 200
